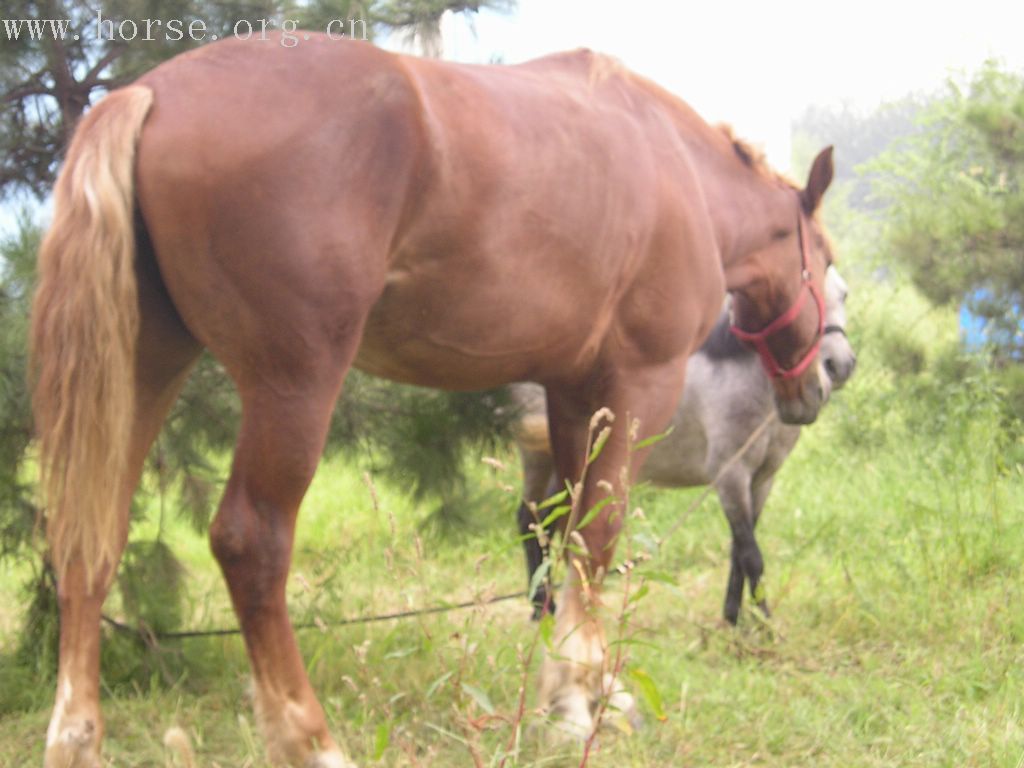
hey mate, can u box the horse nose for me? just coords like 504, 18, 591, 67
824, 357, 838, 380
824, 353, 856, 387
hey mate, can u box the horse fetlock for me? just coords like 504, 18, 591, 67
740, 545, 764, 581
544, 682, 596, 741
753, 584, 771, 618
44, 720, 101, 768
254, 687, 343, 767
750, 578, 768, 606
539, 625, 608, 741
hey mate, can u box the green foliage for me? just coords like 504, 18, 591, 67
996, 363, 1024, 424
157, 354, 241, 532
118, 539, 186, 635
627, 667, 665, 723
0, 218, 37, 560
330, 372, 516, 524
9, 567, 60, 702
1, 0, 273, 197
792, 97, 924, 212
372, 0, 515, 54
870, 62, 1024, 360
875, 327, 927, 376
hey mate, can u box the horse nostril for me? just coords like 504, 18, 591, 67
825, 358, 838, 379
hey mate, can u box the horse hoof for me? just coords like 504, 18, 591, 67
544, 688, 595, 743
305, 750, 358, 768
44, 721, 101, 768
601, 673, 642, 733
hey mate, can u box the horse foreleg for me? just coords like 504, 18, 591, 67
538, 367, 682, 738
716, 471, 764, 625
749, 475, 775, 618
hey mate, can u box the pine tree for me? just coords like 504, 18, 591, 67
871, 62, 1024, 362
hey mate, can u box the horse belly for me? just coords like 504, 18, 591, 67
353, 267, 599, 389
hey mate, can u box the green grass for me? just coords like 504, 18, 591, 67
2, 268, 1024, 766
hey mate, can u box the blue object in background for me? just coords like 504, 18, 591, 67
960, 288, 1024, 358
959, 303, 989, 350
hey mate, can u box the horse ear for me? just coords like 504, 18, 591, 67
801, 146, 834, 214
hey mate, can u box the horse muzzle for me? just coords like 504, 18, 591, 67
773, 372, 825, 425
821, 324, 857, 389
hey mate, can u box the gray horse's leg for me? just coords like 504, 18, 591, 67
517, 446, 558, 619
715, 471, 764, 625
748, 475, 775, 617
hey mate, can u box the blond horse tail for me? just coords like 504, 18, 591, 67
31, 85, 154, 586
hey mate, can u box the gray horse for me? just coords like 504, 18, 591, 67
512, 266, 856, 624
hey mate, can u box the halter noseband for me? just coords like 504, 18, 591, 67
729, 212, 825, 381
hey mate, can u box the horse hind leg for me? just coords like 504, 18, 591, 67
208, 357, 357, 767
45, 269, 201, 768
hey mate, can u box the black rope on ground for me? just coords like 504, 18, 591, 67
101, 550, 664, 643
100, 589, 528, 641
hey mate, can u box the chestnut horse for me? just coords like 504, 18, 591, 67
32, 35, 834, 767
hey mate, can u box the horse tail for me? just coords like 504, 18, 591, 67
30, 85, 154, 586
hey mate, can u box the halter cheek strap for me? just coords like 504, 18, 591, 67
729, 213, 825, 381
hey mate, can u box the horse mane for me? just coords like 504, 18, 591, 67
717, 124, 799, 190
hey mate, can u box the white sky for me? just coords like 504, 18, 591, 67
441, 0, 1024, 171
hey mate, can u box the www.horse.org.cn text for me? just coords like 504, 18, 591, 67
1, 14, 369, 46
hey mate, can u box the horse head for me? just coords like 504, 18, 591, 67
730, 146, 835, 424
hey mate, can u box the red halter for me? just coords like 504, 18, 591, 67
729, 212, 825, 381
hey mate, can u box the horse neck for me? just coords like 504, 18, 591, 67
659, 102, 798, 292
694, 153, 798, 293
